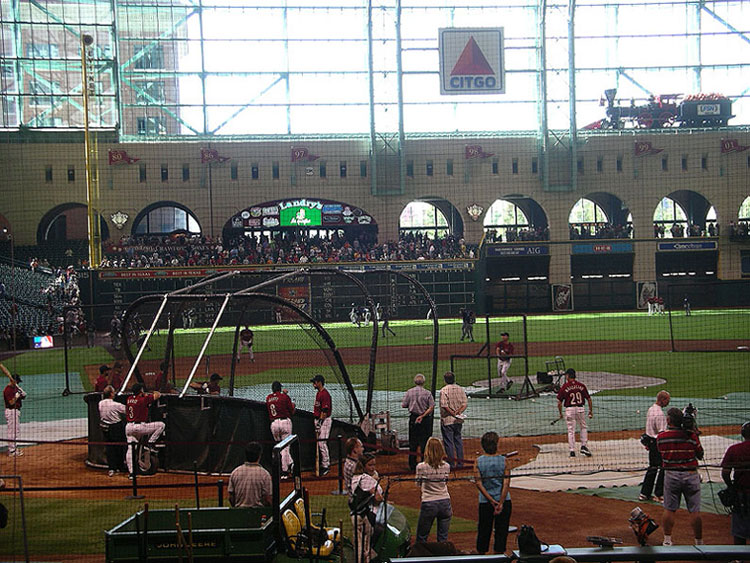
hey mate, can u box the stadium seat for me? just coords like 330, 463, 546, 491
293, 497, 341, 544
281, 508, 334, 558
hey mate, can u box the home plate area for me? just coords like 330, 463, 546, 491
510, 435, 736, 492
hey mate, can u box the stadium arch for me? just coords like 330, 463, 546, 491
131, 201, 202, 236
37, 203, 110, 245
654, 191, 718, 279
653, 190, 717, 238
483, 195, 548, 242
399, 197, 463, 239
568, 193, 635, 283
568, 193, 633, 240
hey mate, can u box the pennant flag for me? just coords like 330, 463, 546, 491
720, 139, 750, 154
291, 147, 320, 162
634, 141, 664, 157
108, 149, 139, 165
200, 148, 230, 164
451, 37, 494, 76
465, 145, 494, 160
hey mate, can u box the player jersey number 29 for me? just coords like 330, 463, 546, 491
570, 391, 583, 406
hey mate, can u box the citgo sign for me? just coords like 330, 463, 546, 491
439, 28, 505, 95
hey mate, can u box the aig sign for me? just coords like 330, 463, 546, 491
439, 28, 505, 95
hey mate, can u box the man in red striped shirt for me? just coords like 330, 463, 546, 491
656, 407, 704, 546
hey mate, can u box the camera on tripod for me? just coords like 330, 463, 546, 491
681, 403, 698, 432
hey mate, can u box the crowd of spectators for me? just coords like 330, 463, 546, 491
485, 226, 549, 243
729, 221, 749, 240
653, 222, 718, 238
99, 231, 477, 268
569, 223, 633, 240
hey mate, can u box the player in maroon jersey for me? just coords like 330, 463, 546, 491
236, 326, 254, 363
189, 373, 222, 395
124, 383, 164, 476
265, 381, 296, 477
495, 332, 514, 391
556, 368, 593, 457
311, 374, 332, 475
94, 365, 111, 393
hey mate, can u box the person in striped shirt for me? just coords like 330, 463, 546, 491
656, 407, 704, 546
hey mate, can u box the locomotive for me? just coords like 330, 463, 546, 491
585, 88, 733, 130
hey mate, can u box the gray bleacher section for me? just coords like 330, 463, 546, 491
0, 262, 62, 337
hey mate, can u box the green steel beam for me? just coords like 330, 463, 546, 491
119, 76, 201, 135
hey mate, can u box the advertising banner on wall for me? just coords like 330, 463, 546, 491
231, 199, 375, 230
552, 284, 573, 312
277, 282, 311, 320
439, 28, 505, 95
637, 281, 658, 310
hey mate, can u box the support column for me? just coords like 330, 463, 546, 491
548, 244, 571, 285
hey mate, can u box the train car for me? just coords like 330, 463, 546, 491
584, 89, 733, 129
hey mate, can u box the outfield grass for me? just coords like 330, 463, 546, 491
102, 307, 750, 355
5, 309, 748, 397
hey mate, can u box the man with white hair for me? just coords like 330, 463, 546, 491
401, 373, 435, 470
640, 390, 670, 502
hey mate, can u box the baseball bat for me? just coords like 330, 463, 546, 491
0, 363, 12, 383
550, 417, 562, 425
315, 421, 320, 477
504, 450, 518, 458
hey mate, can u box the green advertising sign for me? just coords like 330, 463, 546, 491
280, 206, 322, 227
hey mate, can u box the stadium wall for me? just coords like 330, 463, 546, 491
1, 130, 748, 283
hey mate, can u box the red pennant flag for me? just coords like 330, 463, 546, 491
200, 148, 230, 163
720, 139, 750, 154
108, 149, 139, 165
291, 147, 320, 162
634, 141, 664, 157
465, 145, 494, 160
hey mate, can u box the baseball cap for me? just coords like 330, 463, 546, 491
565, 368, 576, 377
99, 364, 111, 374
12, 374, 21, 384
210, 373, 223, 381
310, 374, 325, 384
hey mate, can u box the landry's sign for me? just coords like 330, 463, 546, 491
232, 198, 375, 229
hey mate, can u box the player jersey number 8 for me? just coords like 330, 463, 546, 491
268, 403, 277, 418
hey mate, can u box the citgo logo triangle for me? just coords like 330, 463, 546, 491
451, 36, 494, 75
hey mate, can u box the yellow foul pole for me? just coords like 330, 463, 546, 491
81, 34, 101, 269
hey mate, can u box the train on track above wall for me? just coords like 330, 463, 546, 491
584, 88, 734, 130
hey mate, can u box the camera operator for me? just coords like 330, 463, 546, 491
720, 421, 750, 545
657, 407, 704, 546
